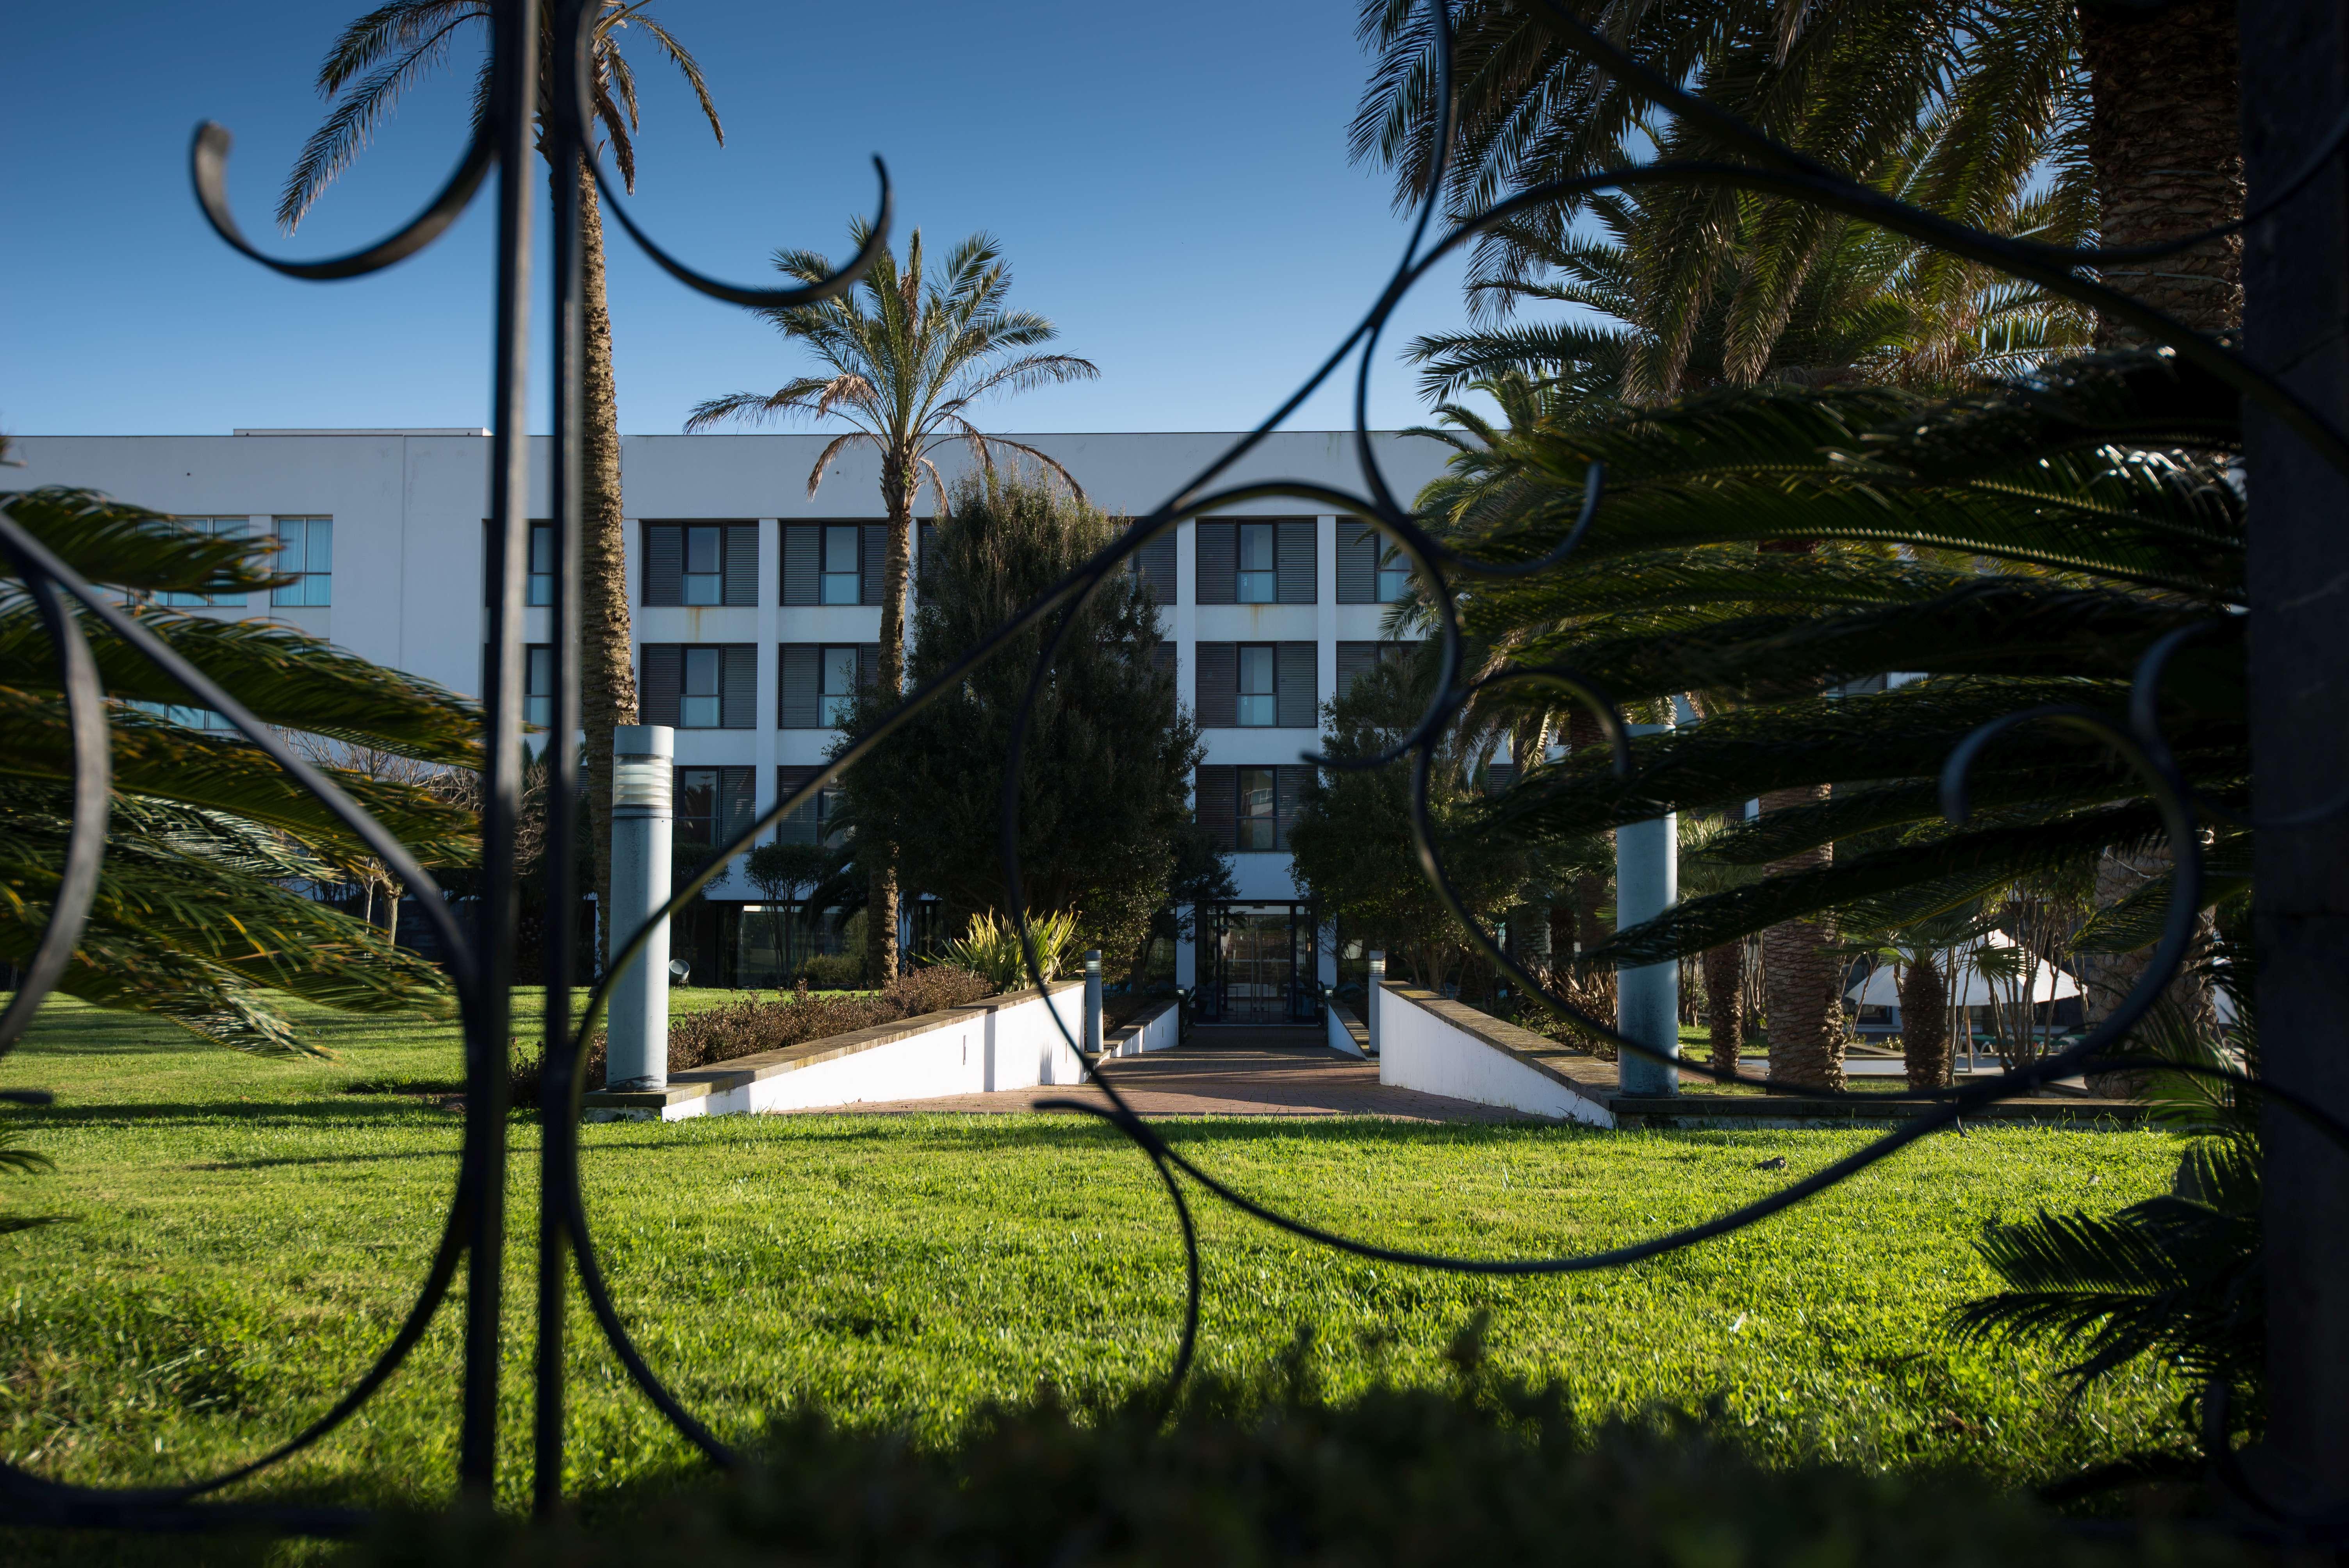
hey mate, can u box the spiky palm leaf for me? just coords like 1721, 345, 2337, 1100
1424, 348, 2242, 972
2, 476, 472, 1051
1353, 0, 2087, 394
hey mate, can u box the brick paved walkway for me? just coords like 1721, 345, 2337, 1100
774, 1047, 1541, 1123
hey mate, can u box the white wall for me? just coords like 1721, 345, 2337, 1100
1376, 985, 1615, 1126
11, 429, 1455, 966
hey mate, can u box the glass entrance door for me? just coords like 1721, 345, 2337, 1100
1203, 903, 1321, 1025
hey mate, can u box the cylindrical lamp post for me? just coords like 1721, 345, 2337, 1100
606, 724, 674, 1091
1083, 949, 1103, 1055
1616, 717, 1679, 1095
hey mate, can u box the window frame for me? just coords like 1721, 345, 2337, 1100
1236, 765, 1277, 851
1236, 643, 1277, 728
820, 524, 862, 606
163, 517, 249, 607
271, 517, 333, 608
1235, 521, 1276, 604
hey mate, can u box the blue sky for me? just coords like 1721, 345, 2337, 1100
2, 1, 1485, 437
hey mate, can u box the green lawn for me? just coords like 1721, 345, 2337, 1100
0, 994, 2193, 1529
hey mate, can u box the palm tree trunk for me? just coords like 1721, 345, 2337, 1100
567, 158, 639, 975
1703, 941, 1743, 1080
2076, 0, 2243, 342
2070, 3, 2240, 1055
1761, 783, 1844, 1091
1899, 952, 1950, 1092
865, 453, 914, 984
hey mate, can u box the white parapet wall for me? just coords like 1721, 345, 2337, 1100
1325, 998, 1369, 1058
1101, 998, 1180, 1058
1376, 984, 1616, 1126
584, 982, 1089, 1122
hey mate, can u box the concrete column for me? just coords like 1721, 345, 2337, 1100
606, 724, 674, 1091
1366, 951, 1384, 1056
1084, 949, 1103, 1055
1615, 718, 1679, 1095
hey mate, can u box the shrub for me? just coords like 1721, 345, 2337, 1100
796, 951, 865, 992
509, 966, 993, 1101
939, 909, 1084, 989
355, 1346, 2253, 1567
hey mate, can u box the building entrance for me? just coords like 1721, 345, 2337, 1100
1201, 902, 1319, 1025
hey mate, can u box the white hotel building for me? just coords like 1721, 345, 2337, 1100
11, 429, 1454, 1026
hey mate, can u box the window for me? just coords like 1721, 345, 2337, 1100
1196, 642, 1316, 728
525, 644, 552, 729
1236, 522, 1276, 603
776, 765, 847, 846
1237, 766, 1276, 850
1379, 556, 1411, 604
822, 525, 861, 604
1338, 520, 1412, 604
272, 517, 332, 607
527, 522, 554, 606
164, 518, 247, 607
640, 644, 756, 729
1196, 764, 1305, 853
1196, 518, 1314, 604
481, 520, 555, 606
1236, 645, 1276, 727
1335, 640, 1422, 697
681, 647, 724, 727
674, 765, 756, 852
643, 522, 757, 606
1132, 528, 1176, 607
820, 645, 860, 725
135, 700, 235, 732
779, 643, 879, 728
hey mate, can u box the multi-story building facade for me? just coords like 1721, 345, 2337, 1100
11, 429, 1455, 1025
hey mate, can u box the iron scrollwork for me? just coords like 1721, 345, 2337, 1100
2, 0, 2347, 1541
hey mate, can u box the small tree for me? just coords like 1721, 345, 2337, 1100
832, 476, 1204, 987
1288, 654, 1532, 999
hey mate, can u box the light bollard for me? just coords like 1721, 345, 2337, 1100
606, 724, 674, 1092
1615, 717, 1680, 1095
1084, 949, 1103, 1056
1365, 951, 1384, 1057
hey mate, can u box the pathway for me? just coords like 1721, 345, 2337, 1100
775, 1042, 1538, 1123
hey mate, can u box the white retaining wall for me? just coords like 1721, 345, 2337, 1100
1376, 985, 1615, 1126
648, 985, 1087, 1121
1102, 999, 1180, 1058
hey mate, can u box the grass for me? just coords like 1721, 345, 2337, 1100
0, 994, 2197, 1541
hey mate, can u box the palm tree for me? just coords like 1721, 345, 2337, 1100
2, 472, 478, 1051
686, 222, 1098, 984
280, 0, 724, 964
1351, 0, 2234, 346
1428, 349, 2245, 1094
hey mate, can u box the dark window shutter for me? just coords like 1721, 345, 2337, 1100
1484, 761, 1518, 797
1274, 765, 1307, 850
720, 766, 757, 843
779, 644, 820, 727
1195, 521, 1236, 604
1277, 641, 1317, 728
641, 644, 682, 727
1335, 641, 1374, 696
857, 643, 881, 695
1276, 518, 1315, 604
1135, 528, 1177, 607
917, 521, 939, 597
721, 644, 757, 729
860, 524, 888, 606
644, 524, 683, 606
1195, 642, 1237, 727
724, 524, 759, 606
782, 524, 820, 606
775, 765, 822, 845
1336, 520, 1376, 604
1196, 766, 1237, 852
1152, 640, 1176, 679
